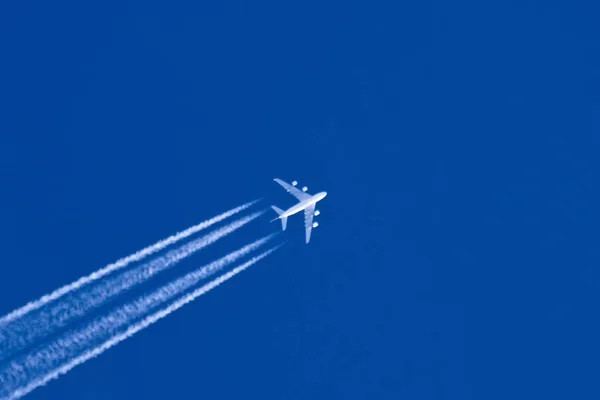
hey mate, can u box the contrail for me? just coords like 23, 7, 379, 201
0, 211, 264, 360
0, 200, 258, 326
0, 241, 281, 400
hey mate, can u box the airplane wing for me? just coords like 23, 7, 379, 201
274, 178, 311, 201
304, 203, 315, 244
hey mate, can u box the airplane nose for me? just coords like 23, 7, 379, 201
322, 192, 328, 197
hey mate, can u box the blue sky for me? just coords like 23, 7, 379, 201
0, 1, 597, 399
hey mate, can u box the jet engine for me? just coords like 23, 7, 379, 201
292, 180, 298, 186
314, 210, 320, 216
302, 186, 308, 192
312, 222, 319, 228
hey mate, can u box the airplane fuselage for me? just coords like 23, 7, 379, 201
278, 191, 327, 218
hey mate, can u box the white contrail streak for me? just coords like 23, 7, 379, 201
0, 200, 258, 326
0, 241, 280, 400
0, 211, 264, 359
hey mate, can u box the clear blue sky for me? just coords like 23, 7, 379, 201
0, 1, 597, 399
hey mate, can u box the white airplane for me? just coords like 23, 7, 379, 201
271, 178, 327, 244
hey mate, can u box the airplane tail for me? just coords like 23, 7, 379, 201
270, 206, 287, 231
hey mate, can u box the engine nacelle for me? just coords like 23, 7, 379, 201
292, 180, 298, 186
302, 186, 308, 192
312, 222, 319, 228
314, 210, 320, 216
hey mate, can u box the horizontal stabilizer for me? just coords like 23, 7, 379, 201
271, 205, 284, 216
271, 206, 288, 231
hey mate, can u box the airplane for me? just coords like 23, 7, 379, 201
270, 178, 327, 244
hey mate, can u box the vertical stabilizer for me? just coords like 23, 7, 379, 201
270, 206, 288, 231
